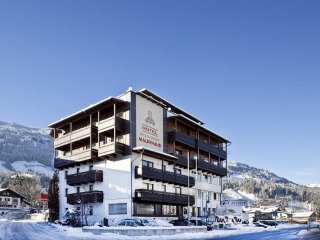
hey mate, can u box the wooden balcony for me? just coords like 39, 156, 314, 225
168, 131, 196, 148
54, 125, 96, 149
135, 189, 195, 206
197, 159, 227, 177
135, 166, 195, 187
98, 142, 126, 157
98, 116, 128, 135
66, 170, 103, 186
173, 155, 196, 169
67, 191, 103, 205
62, 149, 98, 162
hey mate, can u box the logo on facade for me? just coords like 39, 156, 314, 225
145, 110, 155, 126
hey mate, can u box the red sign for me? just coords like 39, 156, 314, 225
39, 189, 48, 202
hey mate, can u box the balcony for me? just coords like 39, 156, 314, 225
135, 189, 195, 206
174, 155, 196, 169
198, 140, 210, 152
197, 159, 227, 177
98, 116, 127, 135
209, 145, 227, 159
61, 149, 98, 162
67, 191, 103, 205
168, 131, 196, 148
135, 166, 195, 187
66, 170, 103, 186
54, 125, 95, 149
98, 142, 126, 157
62, 149, 98, 162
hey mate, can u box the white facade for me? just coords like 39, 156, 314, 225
51, 88, 229, 225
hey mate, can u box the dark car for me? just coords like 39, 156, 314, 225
169, 219, 193, 226
116, 219, 145, 227
190, 219, 213, 231
260, 220, 278, 226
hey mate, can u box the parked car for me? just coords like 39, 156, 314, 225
138, 219, 159, 226
169, 219, 194, 226
189, 219, 213, 231
115, 219, 145, 227
260, 220, 278, 226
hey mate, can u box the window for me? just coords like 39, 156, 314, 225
143, 183, 154, 190
197, 190, 201, 199
117, 220, 126, 226
175, 187, 181, 194
208, 175, 212, 184
89, 206, 93, 215
77, 187, 80, 194
204, 174, 208, 183
135, 203, 155, 215
175, 149, 182, 155
197, 172, 202, 182
214, 193, 217, 200
65, 188, 68, 197
65, 171, 68, 179
109, 203, 127, 215
162, 185, 166, 192
77, 168, 80, 174
162, 205, 176, 215
142, 160, 153, 168
89, 185, 93, 191
89, 165, 93, 171
162, 164, 166, 171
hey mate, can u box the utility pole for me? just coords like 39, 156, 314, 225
187, 150, 190, 225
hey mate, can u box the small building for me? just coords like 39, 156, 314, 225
291, 211, 317, 224
0, 188, 31, 212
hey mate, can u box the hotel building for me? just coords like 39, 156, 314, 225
49, 88, 230, 224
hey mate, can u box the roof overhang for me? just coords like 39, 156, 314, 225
132, 146, 178, 161
48, 97, 126, 128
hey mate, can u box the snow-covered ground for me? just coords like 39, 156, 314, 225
0, 211, 312, 240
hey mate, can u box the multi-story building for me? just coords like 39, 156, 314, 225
49, 88, 230, 224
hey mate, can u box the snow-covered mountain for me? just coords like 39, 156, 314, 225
228, 161, 296, 185
0, 121, 53, 176
306, 183, 320, 188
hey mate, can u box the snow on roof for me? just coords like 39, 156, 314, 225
292, 211, 317, 218
132, 146, 178, 160
0, 188, 27, 199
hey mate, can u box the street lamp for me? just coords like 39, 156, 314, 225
205, 194, 210, 225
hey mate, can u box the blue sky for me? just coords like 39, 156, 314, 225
0, 1, 319, 184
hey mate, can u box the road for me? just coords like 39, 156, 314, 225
206, 226, 320, 240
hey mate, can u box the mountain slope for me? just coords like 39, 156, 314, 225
0, 121, 53, 175
228, 161, 296, 185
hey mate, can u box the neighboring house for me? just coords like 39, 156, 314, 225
290, 211, 317, 224
0, 188, 31, 212
49, 88, 230, 225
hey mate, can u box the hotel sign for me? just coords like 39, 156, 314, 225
136, 95, 163, 151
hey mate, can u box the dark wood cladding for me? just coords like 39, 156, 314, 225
67, 191, 103, 205
197, 159, 227, 177
135, 166, 195, 187
168, 131, 196, 148
66, 170, 103, 186
174, 155, 196, 169
135, 189, 195, 206
198, 140, 227, 159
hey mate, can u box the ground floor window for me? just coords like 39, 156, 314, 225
109, 203, 127, 215
162, 205, 176, 216
135, 203, 155, 216
89, 206, 93, 215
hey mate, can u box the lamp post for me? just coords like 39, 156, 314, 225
76, 198, 82, 227
205, 194, 210, 225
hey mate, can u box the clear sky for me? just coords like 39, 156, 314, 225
0, 0, 319, 185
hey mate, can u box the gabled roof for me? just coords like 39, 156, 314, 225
0, 188, 27, 199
